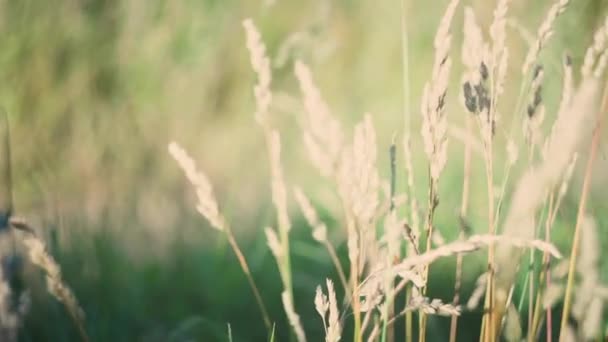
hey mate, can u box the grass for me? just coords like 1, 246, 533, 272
0, 0, 607, 341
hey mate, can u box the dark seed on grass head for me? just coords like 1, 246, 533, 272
527, 87, 543, 117
565, 54, 572, 66
527, 105, 535, 117
533, 87, 542, 107
437, 92, 446, 111
463, 82, 478, 113
480, 62, 489, 81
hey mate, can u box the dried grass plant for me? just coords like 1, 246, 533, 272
165, 1, 608, 341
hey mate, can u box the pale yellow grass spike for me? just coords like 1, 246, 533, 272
243, 18, 272, 125
325, 279, 341, 342
11, 221, 89, 342
420, 0, 459, 183
314, 285, 329, 335
495, 76, 603, 333
522, 0, 570, 74
168, 142, 224, 231
582, 16, 608, 77
360, 234, 561, 293
572, 215, 602, 340
294, 61, 343, 177
293, 186, 327, 242
267, 130, 291, 233
282, 291, 307, 342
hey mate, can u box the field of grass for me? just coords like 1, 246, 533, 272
0, 0, 607, 341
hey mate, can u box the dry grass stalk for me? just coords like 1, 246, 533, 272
243, 18, 272, 125
267, 130, 291, 236
168, 141, 272, 330
523, 65, 546, 149
359, 234, 561, 300
494, 71, 602, 339
316, 279, 341, 342
418, 1, 459, 340
282, 291, 307, 342
10, 218, 88, 342
243, 18, 306, 339
294, 61, 344, 178
529, 152, 577, 340
582, 17, 608, 77
558, 65, 607, 342
168, 142, 224, 231
388, 288, 461, 328
420, 0, 457, 185
341, 114, 379, 229
572, 216, 602, 340
522, 0, 570, 74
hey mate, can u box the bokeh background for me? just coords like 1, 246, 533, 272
1, 0, 607, 340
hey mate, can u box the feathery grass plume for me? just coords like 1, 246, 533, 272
572, 215, 602, 340
560, 38, 608, 340
13, 222, 88, 342
529, 152, 577, 339
294, 187, 327, 242
325, 279, 341, 342
462, 7, 486, 79
282, 291, 307, 342
382, 211, 403, 260
265, 227, 283, 259
267, 131, 291, 234
294, 61, 344, 178
522, 0, 570, 75
466, 273, 488, 310
556, 153, 577, 207
542, 57, 573, 161
420, 0, 458, 184
387, 288, 461, 326
582, 16, 608, 77
315, 285, 329, 332
243, 18, 272, 125
243, 18, 305, 339
361, 234, 560, 293
494, 75, 603, 334
418, 10, 459, 337
542, 282, 564, 310
502, 303, 522, 342
488, 0, 511, 114
168, 142, 224, 231
168, 141, 272, 330
523, 65, 546, 148
337, 114, 380, 281
339, 114, 379, 228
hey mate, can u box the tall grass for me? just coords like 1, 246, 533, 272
164, 1, 608, 341
0, 0, 606, 341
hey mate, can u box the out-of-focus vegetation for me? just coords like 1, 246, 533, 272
0, 0, 607, 341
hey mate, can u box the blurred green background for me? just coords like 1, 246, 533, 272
1, 0, 607, 341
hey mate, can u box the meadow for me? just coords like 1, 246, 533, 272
0, 0, 607, 341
